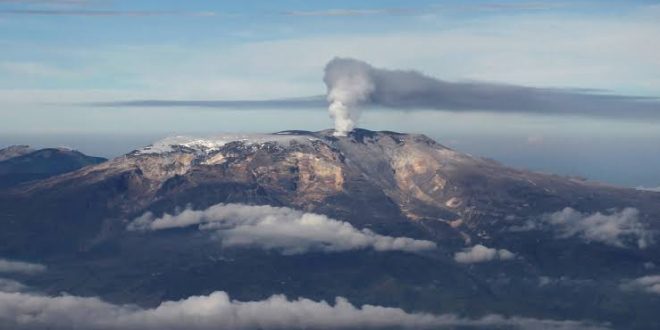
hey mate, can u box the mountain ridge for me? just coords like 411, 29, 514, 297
0, 145, 107, 189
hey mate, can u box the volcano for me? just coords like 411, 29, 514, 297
0, 129, 659, 329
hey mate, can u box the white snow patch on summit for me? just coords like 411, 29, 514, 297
137, 134, 318, 155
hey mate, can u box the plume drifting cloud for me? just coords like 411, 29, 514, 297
0, 288, 607, 330
322, 57, 660, 135
454, 245, 516, 264
128, 203, 437, 255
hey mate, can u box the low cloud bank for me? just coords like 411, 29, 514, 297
0, 289, 606, 329
620, 275, 660, 295
0, 259, 46, 275
454, 244, 516, 264
128, 203, 437, 255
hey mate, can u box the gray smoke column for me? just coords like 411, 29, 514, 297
323, 57, 660, 134
323, 58, 375, 136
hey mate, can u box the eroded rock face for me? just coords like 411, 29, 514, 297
10, 129, 658, 220
290, 151, 344, 201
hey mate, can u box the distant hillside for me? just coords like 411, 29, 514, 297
0, 146, 106, 189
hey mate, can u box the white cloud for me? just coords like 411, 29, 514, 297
0, 289, 607, 329
0, 259, 46, 275
544, 208, 653, 249
0, 61, 76, 78
128, 203, 437, 255
620, 275, 660, 295
0, 278, 26, 293
284, 9, 403, 17
636, 186, 660, 193
454, 244, 516, 264
4, 5, 660, 103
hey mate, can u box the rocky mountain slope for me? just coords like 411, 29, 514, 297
1, 129, 659, 329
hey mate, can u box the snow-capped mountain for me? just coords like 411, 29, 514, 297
1, 129, 659, 329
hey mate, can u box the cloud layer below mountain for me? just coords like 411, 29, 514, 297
128, 203, 436, 255
0, 288, 606, 330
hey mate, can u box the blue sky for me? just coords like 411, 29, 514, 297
1, 0, 660, 187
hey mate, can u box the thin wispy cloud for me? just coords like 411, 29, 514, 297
284, 8, 419, 17
0, 0, 88, 3
91, 96, 326, 109
636, 186, 660, 193
511, 207, 654, 249
0, 278, 26, 293
620, 275, 660, 295
0, 258, 46, 275
283, 2, 567, 17
466, 2, 568, 11
0, 9, 217, 16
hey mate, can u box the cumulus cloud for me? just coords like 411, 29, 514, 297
544, 208, 653, 249
0, 289, 606, 329
128, 203, 437, 255
620, 275, 660, 295
454, 244, 516, 264
0, 259, 46, 275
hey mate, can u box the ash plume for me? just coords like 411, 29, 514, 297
323, 58, 374, 136
323, 57, 660, 135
